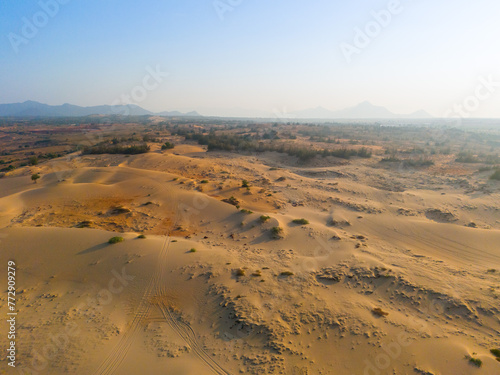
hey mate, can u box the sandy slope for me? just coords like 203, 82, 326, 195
1, 150, 499, 374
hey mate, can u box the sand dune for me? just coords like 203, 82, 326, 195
1, 148, 499, 375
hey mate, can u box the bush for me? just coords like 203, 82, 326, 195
465, 355, 482, 367
161, 141, 175, 150
260, 215, 271, 223
31, 173, 40, 184
108, 236, 124, 244
241, 209, 253, 214
292, 218, 309, 225
29, 156, 38, 165
280, 271, 294, 276
490, 169, 500, 181
137, 234, 146, 239
200, 180, 209, 184
235, 268, 245, 277
222, 196, 239, 206
270, 226, 284, 239
241, 180, 250, 188
82, 143, 150, 155
76, 220, 93, 228
189, 248, 197, 253
490, 348, 500, 358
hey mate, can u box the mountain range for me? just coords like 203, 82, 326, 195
0, 100, 432, 119
0, 101, 200, 117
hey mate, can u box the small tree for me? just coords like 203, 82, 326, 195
161, 142, 175, 150
490, 169, 500, 181
31, 173, 40, 184
241, 180, 250, 188
29, 156, 38, 165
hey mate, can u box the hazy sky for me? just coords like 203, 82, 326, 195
1, 0, 500, 117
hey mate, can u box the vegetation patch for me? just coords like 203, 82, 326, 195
82, 143, 150, 155
110, 206, 131, 215
270, 226, 284, 239
76, 220, 93, 228
222, 196, 239, 206
161, 141, 175, 150
490, 169, 500, 181
490, 348, 500, 358
108, 236, 124, 244
465, 355, 482, 368
235, 268, 246, 277
292, 218, 309, 225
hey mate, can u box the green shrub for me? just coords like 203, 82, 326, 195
137, 234, 146, 239
108, 236, 124, 244
292, 218, 309, 225
200, 180, 209, 184
270, 226, 283, 239
280, 271, 294, 276
490, 348, 500, 358
241, 209, 253, 214
465, 355, 482, 367
490, 169, 500, 180
222, 196, 239, 206
161, 141, 175, 150
241, 180, 250, 188
189, 248, 197, 253
260, 215, 271, 223
31, 173, 40, 184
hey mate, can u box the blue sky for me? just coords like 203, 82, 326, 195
1, 0, 500, 117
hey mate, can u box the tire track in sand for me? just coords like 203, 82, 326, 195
95, 235, 171, 375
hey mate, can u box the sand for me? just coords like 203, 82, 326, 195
0, 147, 499, 374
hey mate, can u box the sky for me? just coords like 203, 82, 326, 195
1, 0, 500, 117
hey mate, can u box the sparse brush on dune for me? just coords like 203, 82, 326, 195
108, 236, 124, 244
465, 355, 482, 367
270, 226, 284, 239
292, 218, 309, 225
260, 215, 271, 223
